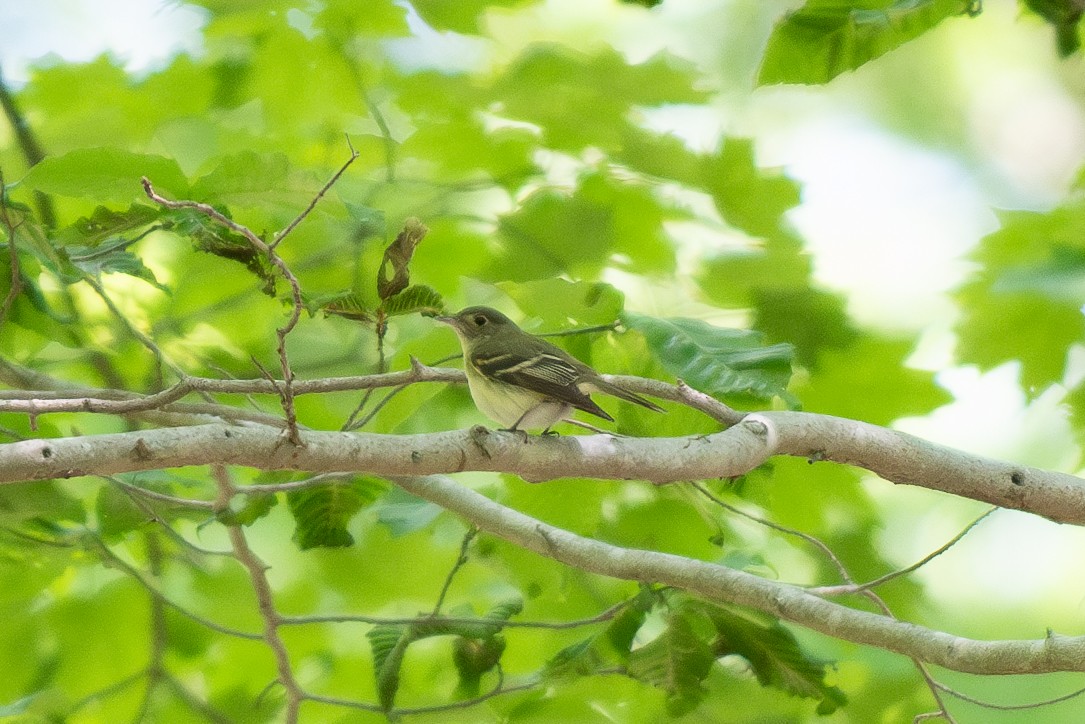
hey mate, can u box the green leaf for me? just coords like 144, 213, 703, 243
797, 335, 950, 425
189, 150, 290, 207
704, 139, 802, 240
309, 291, 373, 322
375, 487, 444, 536
367, 624, 411, 711
380, 284, 444, 317
758, 0, 967, 86
95, 485, 148, 541
494, 172, 676, 280
378, 218, 429, 301
54, 204, 161, 248
495, 46, 706, 152
701, 601, 847, 715
622, 312, 795, 405
217, 493, 277, 526
627, 608, 716, 716
287, 477, 387, 549
452, 634, 506, 698
955, 208, 1085, 393
67, 246, 168, 291
20, 148, 188, 203
499, 278, 624, 328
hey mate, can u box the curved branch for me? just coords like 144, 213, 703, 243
386, 473, 1085, 676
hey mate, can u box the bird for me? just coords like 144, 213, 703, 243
435, 306, 664, 432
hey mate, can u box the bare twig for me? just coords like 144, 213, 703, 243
809, 508, 997, 597
142, 177, 306, 444
271, 136, 359, 250
432, 525, 478, 614
212, 466, 304, 723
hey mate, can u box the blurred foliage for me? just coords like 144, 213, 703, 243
0, 0, 1083, 722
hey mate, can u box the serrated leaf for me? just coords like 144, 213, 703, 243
453, 634, 506, 698
622, 312, 795, 405
701, 602, 847, 714
54, 204, 161, 248
379, 284, 444, 318
758, 0, 967, 86
287, 477, 387, 549
217, 494, 277, 526
67, 246, 168, 292
377, 217, 428, 300
627, 609, 715, 716
367, 624, 412, 711
20, 147, 188, 202
311, 291, 373, 322
190, 150, 290, 206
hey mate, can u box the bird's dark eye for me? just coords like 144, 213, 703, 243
473, 314, 488, 326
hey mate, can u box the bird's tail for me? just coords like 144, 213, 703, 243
590, 378, 665, 413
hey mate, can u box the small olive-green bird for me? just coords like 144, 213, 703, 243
436, 306, 664, 432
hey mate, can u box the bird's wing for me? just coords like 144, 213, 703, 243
471, 350, 613, 421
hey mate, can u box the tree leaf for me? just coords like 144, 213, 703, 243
701, 601, 847, 715
380, 284, 444, 318
309, 291, 373, 322
366, 624, 411, 711
54, 204, 162, 248
627, 608, 716, 716
377, 218, 428, 301
20, 147, 188, 202
621, 312, 795, 405
286, 477, 387, 550
758, 0, 967, 86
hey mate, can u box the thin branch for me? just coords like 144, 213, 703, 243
212, 466, 304, 723
280, 597, 631, 630
270, 137, 359, 250
91, 534, 263, 640
142, 177, 306, 444
432, 525, 478, 614
809, 508, 997, 597
934, 679, 1085, 710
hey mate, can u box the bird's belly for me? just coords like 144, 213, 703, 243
466, 368, 567, 429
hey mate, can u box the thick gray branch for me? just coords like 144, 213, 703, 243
390, 474, 1085, 675
0, 418, 1082, 525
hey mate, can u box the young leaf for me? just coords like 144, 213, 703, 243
377, 217, 428, 300
20, 147, 189, 202
54, 204, 161, 248
367, 624, 412, 711
626, 608, 716, 716
621, 312, 795, 405
380, 284, 444, 318
758, 0, 966, 86
702, 602, 847, 715
216, 494, 277, 527
286, 477, 387, 550
309, 291, 373, 322
452, 634, 506, 698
